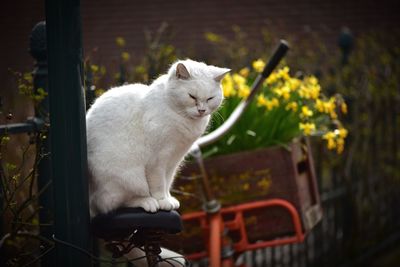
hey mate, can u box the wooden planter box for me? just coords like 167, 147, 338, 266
174, 138, 322, 247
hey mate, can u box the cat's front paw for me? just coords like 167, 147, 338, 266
130, 197, 159, 213
169, 196, 180, 209
158, 197, 180, 211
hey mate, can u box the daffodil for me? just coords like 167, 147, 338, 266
257, 94, 267, 107
266, 98, 279, 110
299, 122, 316, 136
277, 66, 290, 80
205, 32, 221, 43
232, 73, 246, 85
309, 84, 321, 99
239, 67, 250, 78
121, 52, 130, 62
306, 75, 319, 85
90, 64, 99, 73
265, 72, 278, 85
320, 97, 336, 115
222, 74, 235, 97
237, 84, 250, 98
315, 99, 325, 112
341, 102, 348, 114
274, 85, 291, 100
299, 85, 310, 99
323, 132, 337, 150
336, 138, 345, 154
252, 59, 265, 73
301, 106, 313, 118
338, 127, 348, 138
115, 37, 126, 47
288, 78, 301, 91
257, 178, 271, 190
258, 96, 279, 110
285, 102, 298, 112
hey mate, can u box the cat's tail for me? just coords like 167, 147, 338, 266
124, 246, 188, 266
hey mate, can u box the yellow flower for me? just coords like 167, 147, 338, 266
307, 75, 319, 85
257, 178, 271, 190
265, 98, 279, 110
258, 95, 279, 110
1, 136, 10, 145
322, 98, 336, 114
323, 131, 336, 140
274, 85, 291, 100
277, 66, 290, 80
315, 99, 324, 112
299, 122, 316, 136
301, 106, 313, 117
298, 76, 321, 100
243, 183, 250, 190
121, 52, 130, 62
265, 72, 278, 85
323, 131, 336, 150
257, 94, 267, 107
23, 72, 33, 83
288, 78, 301, 91
237, 84, 250, 98
309, 85, 321, 99
115, 37, 126, 47
90, 64, 99, 73
252, 59, 265, 73
336, 138, 345, 154
232, 73, 246, 85
205, 32, 222, 43
338, 127, 348, 138
222, 74, 235, 97
239, 67, 250, 78
285, 102, 298, 112
341, 102, 348, 114
298, 85, 310, 99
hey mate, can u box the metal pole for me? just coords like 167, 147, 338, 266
45, 0, 91, 266
29, 21, 55, 267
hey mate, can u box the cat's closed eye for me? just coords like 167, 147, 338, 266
207, 96, 215, 102
188, 94, 197, 100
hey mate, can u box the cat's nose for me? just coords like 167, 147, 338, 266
198, 109, 206, 115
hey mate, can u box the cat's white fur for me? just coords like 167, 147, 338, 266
86, 59, 229, 216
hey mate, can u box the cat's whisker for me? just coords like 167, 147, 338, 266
214, 111, 225, 124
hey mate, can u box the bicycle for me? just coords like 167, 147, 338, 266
91, 40, 306, 267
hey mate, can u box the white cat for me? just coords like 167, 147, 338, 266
86, 59, 229, 216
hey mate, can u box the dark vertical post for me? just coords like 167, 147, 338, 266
45, 0, 91, 266
29, 21, 55, 266
338, 27, 354, 65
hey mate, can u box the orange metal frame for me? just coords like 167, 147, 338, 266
181, 198, 305, 264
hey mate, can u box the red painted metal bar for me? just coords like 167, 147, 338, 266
209, 213, 222, 267
182, 198, 305, 261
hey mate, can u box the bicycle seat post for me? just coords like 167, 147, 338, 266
142, 229, 163, 267
190, 144, 221, 213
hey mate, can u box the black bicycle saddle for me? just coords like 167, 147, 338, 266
91, 207, 183, 240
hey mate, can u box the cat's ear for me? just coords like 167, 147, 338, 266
176, 63, 191, 80
213, 68, 231, 82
